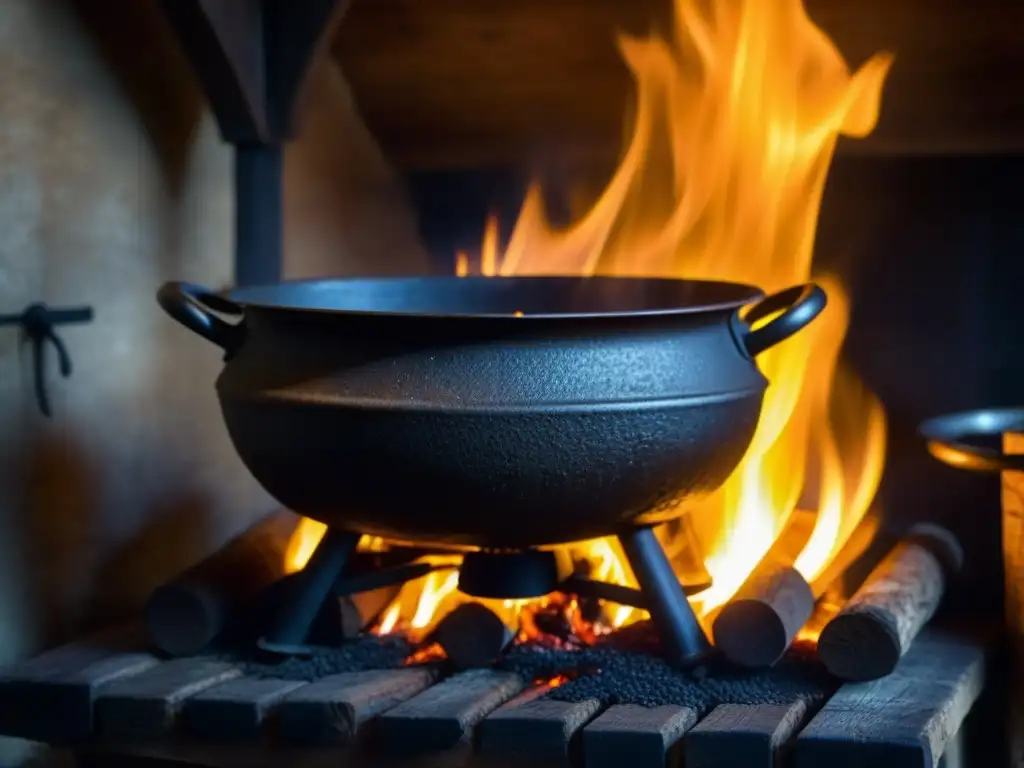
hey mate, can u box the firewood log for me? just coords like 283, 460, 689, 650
429, 602, 514, 670
711, 563, 815, 668
144, 510, 300, 656
710, 511, 817, 668
145, 512, 425, 654
817, 523, 964, 681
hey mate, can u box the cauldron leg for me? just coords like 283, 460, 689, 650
258, 528, 361, 655
619, 526, 712, 667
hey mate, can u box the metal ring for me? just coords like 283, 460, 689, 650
918, 407, 1024, 473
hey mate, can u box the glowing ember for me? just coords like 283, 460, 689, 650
404, 642, 447, 666
545, 674, 571, 690
286, 0, 893, 646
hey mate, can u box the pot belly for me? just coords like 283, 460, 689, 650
220, 391, 764, 548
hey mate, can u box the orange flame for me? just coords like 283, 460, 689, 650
287, 0, 892, 639
284, 517, 387, 573
459, 0, 891, 621
284, 517, 327, 574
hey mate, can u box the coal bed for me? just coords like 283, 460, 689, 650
237, 622, 835, 713
243, 635, 417, 680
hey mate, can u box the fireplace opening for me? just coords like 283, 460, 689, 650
0, 0, 1018, 765
277, 0, 893, 667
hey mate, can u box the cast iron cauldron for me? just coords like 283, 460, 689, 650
158, 276, 826, 548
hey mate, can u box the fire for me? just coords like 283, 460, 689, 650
286, 0, 893, 641
364, 542, 636, 644
455, 215, 501, 277
284, 517, 327, 574
283, 517, 387, 574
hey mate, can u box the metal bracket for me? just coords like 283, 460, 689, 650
0, 303, 94, 417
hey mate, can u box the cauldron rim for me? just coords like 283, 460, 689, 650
220, 275, 765, 320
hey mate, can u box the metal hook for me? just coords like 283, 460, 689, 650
0, 303, 94, 417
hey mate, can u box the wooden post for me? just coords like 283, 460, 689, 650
1004, 433, 1024, 768
816, 523, 963, 681
159, 0, 350, 285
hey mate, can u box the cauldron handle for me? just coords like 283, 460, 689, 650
157, 282, 245, 357
919, 407, 1024, 473
741, 282, 827, 357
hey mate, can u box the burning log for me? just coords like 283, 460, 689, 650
144, 510, 300, 656
145, 511, 418, 655
817, 523, 964, 681
330, 562, 450, 639
711, 563, 815, 669
336, 582, 404, 640
709, 510, 817, 668
429, 602, 515, 670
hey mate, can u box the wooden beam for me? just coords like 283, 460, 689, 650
333, 0, 1024, 170
796, 629, 987, 768
161, 0, 349, 143
180, 678, 307, 741
583, 704, 697, 768
0, 624, 158, 744
376, 669, 527, 753
95, 659, 243, 741
684, 700, 810, 768
159, 0, 268, 142
276, 668, 437, 745
264, 0, 350, 138
477, 696, 602, 765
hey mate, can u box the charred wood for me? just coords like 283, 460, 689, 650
429, 602, 515, 670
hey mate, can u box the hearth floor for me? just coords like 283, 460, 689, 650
0, 624, 988, 768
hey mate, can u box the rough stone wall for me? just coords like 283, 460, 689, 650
0, 2, 427, 760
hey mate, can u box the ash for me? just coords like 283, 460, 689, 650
242, 635, 415, 681
500, 622, 834, 712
